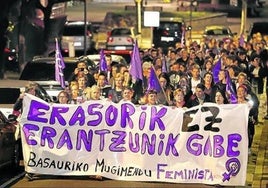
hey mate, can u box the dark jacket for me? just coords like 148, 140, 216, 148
186, 93, 211, 108
249, 65, 266, 94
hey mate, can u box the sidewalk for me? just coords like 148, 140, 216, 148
245, 92, 268, 188
246, 123, 268, 187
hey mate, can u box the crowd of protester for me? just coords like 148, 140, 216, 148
14, 32, 268, 156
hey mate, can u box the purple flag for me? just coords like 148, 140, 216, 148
147, 66, 161, 92
225, 70, 237, 104
212, 58, 221, 84
55, 38, 66, 89
239, 34, 245, 47
129, 40, 143, 81
162, 57, 167, 73
99, 49, 107, 72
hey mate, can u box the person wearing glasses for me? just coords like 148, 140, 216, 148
57, 90, 70, 104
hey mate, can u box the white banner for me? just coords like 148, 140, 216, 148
20, 94, 249, 186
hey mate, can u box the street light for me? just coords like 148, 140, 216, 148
135, 0, 142, 34
189, 1, 193, 40
240, 0, 247, 36
82, 0, 87, 55
188, 0, 197, 42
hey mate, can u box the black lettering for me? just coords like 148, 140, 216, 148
65, 161, 71, 170
27, 152, 37, 167
182, 109, 199, 132
201, 107, 222, 132
43, 158, 50, 168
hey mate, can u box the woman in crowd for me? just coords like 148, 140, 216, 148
213, 89, 229, 105
200, 58, 213, 78
76, 72, 88, 96
153, 57, 162, 68
89, 85, 101, 100
83, 87, 91, 101
57, 90, 70, 104
108, 73, 124, 103
173, 88, 187, 108
145, 89, 158, 105
236, 84, 255, 154
157, 72, 173, 105
120, 86, 136, 104
141, 61, 152, 92
236, 72, 260, 124
108, 63, 120, 88
69, 81, 83, 104
177, 75, 192, 102
122, 70, 131, 88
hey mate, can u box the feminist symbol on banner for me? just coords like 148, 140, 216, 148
222, 158, 241, 181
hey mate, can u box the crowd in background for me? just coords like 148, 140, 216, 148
14, 32, 268, 154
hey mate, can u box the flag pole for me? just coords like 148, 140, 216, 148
55, 37, 66, 89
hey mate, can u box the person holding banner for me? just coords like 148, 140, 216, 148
13, 81, 39, 116
236, 72, 260, 123
88, 85, 101, 100
144, 89, 158, 105
213, 89, 229, 105
13, 81, 42, 165
120, 86, 137, 104
69, 81, 84, 104
57, 90, 70, 104
236, 84, 255, 154
186, 83, 211, 108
